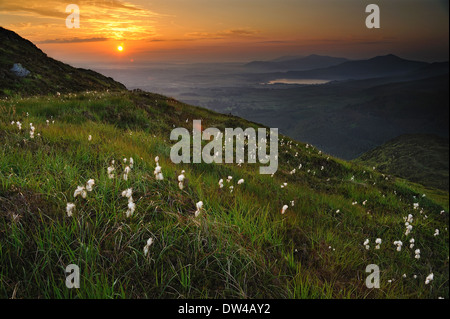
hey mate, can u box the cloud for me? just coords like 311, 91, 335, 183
39, 37, 109, 44
185, 28, 260, 40
0, 0, 160, 41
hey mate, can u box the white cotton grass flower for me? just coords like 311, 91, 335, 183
154, 164, 164, 180
29, 123, 35, 139
229, 185, 234, 193
290, 200, 295, 207
237, 179, 244, 185
143, 237, 154, 256
409, 238, 415, 249
363, 239, 370, 250
405, 224, 413, 236
86, 179, 95, 192
88, 135, 92, 141
178, 171, 185, 190
406, 214, 414, 223
195, 201, 204, 217
218, 179, 224, 188
281, 205, 288, 215
394, 240, 403, 252
375, 238, 382, 250
16, 121, 22, 130
74, 186, 87, 199
425, 273, 434, 285
129, 157, 134, 168
126, 201, 136, 218
415, 249, 421, 259
66, 203, 75, 217
123, 166, 131, 181
227, 176, 232, 183
107, 165, 115, 179
434, 229, 440, 236
121, 188, 133, 201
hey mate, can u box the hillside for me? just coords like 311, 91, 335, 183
356, 134, 449, 191
0, 29, 449, 299
0, 27, 126, 97
251, 54, 430, 82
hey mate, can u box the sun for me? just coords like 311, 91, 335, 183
117, 45, 124, 52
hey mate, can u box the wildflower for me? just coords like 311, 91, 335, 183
425, 273, 434, 285
123, 166, 131, 181
290, 200, 295, 207
434, 229, 440, 236
86, 179, 95, 192
195, 201, 203, 217
362, 200, 368, 206
218, 179, 224, 188
154, 164, 164, 180
363, 239, 370, 250
413, 203, 419, 210
125, 202, 136, 218
406, 214, 414, 223
375, 238, 382, 250
281, 205, 288, 214
155, 156, 159, 163
229, 186, 234, 193
107, 165, 115, 179
66, 203, 75, 217
143, 238, 154, 256
227, 176, 232, 183
29, 123, 35, 139
129, 157, 134, 169
178, 171, 185, 190
409, 238, 415, 249
237, 179, 244, 185
405, 224, 413, 236
415, 249, 421, 259
16, 121, 22, 130
121, 188, 133, 201
88, 135, 92, 141
74, 186, 87, 199
394, 240, 403, 252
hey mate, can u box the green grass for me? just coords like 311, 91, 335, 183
356, 134, 449, 191
0, 90, 448, 299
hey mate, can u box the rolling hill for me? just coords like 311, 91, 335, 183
0, 28, 448, 299
357, 134, 449, 191
245, 54, 349, 71
0, 27, 126, 97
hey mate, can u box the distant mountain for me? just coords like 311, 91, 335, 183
0, 27, 126, 97
265, 54, 430, 81
356, 134, 449, 190
245, 54, 349, 71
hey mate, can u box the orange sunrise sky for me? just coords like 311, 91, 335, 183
0, 0, 448, 65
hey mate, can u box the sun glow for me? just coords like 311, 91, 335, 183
117, 45, 124, 52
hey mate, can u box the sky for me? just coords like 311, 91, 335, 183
0, 0, 448, 65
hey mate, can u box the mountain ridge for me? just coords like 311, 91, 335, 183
0, 26, 126, 97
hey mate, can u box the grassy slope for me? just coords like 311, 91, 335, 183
0, 90, 448, 299
0, 27, 126, 97
356, 134, 449, 191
